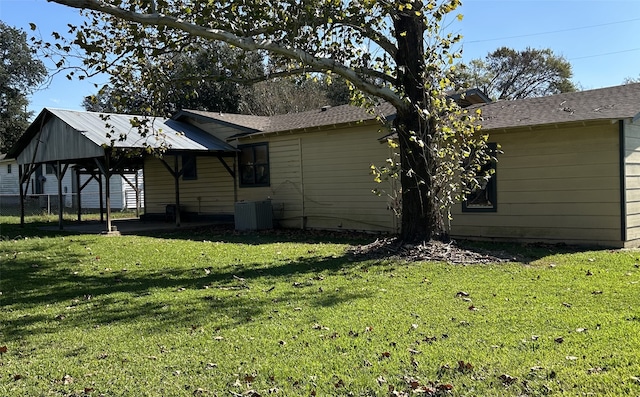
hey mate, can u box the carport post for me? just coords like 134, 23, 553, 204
57, 161, 64, 230
18, 164, 25, 227
104, 156, 112, 232
174, 155, 181, 227
76, 167, 82, 222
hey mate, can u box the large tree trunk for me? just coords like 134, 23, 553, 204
394, 5, 440, 242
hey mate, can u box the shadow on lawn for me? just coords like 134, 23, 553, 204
1, 236, 370, 341
1, 224, 604, 341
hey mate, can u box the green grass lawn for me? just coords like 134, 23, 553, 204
1, 218, 640, 396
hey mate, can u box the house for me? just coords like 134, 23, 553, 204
0, 154, 19, 195
160, 83, 640, 247
12, 84, 640, 247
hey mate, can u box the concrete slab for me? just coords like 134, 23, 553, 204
40, 218, 232, 235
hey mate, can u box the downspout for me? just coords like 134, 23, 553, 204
299, 137, 306, 230
620, 119, 627, 244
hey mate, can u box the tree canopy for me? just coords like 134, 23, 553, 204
44, 0, 491, 241
456, 47, 576, 100
82, 42, 351, 116
0, 22, 47, 153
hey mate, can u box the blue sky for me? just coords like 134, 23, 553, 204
1, 0, 639, 115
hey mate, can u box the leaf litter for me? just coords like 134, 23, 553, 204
349, 238, 517, 264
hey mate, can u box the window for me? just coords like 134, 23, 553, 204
45, 164, 55, 175
463, 142, 497, 212
239, 143, 270, 187
7, 164, 11, 174
181, 154, 197, 180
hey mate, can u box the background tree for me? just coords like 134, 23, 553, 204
456, 47, 576, 100
239, 76, 351, 116
44, 0, 490, 242
84, 42, 263, 115
0, 22, 47, 153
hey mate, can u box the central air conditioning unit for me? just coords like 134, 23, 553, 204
234, 200, 273, 231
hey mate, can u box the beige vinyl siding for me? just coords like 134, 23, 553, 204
450, 121, 622, 246
238, 124, 396, 232
236, 137, 303, 228
143, 155, 235, 215
624, 120, 640, 243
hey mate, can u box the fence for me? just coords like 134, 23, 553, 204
0, 194, 143, 217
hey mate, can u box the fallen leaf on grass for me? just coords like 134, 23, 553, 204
458, 361, 473, 372
0, 345, 7, 356
631, 376, 640, 384
13, 374, 22, 381
554, 337, 564, 343
437, 383, 453, 391
456, 291, 470, 297
562, 302, 572, 308
213, 336, 224, 341
566, 356, 578, 360
498, 373, 517, 385
380, 351, 391, 359
592, 290, 603, 295
587, 367, 606, 374
62, 374, 74, 385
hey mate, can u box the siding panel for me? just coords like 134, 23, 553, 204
451, 122, 622, 246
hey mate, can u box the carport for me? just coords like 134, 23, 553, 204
8, 108, 238, 232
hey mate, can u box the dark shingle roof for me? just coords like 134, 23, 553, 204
180, 84, 640, 137
477, 83, 640, 130
179, 102, 396, 138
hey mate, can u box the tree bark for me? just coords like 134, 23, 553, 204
393, 6, 438, 242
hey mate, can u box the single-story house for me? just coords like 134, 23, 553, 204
11, 84, 640, 247
154, 83, 640, 247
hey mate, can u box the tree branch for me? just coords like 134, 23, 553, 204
47, 0, 403, 108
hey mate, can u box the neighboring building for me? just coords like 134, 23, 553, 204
0, 154, 19, 195
1, 153, 142, 211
